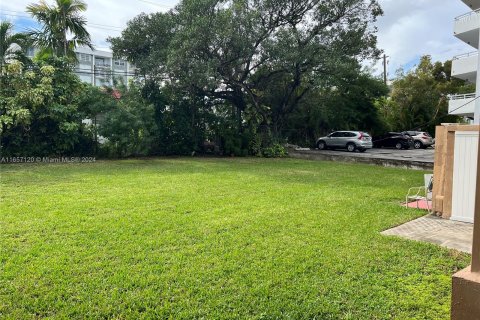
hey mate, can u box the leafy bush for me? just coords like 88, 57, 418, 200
261, 143, 288, 158
99, 85, 157, 157
0, 58, 93, 156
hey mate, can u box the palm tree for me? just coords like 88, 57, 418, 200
0, 21, 29, 69
27, 0, 93, 59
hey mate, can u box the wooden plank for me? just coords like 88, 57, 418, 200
433, 126, 446, 214
472, 128, 480, 272
446, 125, 480, 132
443, 130, 456, 219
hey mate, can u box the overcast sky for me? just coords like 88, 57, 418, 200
0, 0, 475, 78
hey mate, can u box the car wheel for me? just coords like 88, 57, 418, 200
395, 142, 402, 150
347, 143, 356, 152
414, 141, 423, 149
317, 141, 326, 150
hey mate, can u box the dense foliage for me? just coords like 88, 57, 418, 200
376, 56, 474, 134
1, 1, 472, 158
109, 0, 387, 150
0, 59, 91, 156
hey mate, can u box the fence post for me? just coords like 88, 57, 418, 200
451, 127, 480, 320
471, 128, 480, 272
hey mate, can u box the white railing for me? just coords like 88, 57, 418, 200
449, 93, 476, 100
453, 51, 479, 60
455, 8, 480, 22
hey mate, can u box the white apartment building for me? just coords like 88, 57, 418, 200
449, 0, 480, 122
74, 47, 135, 87
26, 47, 135, 88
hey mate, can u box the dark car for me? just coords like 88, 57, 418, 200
373, 132, 414, 150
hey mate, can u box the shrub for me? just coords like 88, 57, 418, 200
99, 85, 157, 157
0, 58, 93, 157
261, 143, 288, 158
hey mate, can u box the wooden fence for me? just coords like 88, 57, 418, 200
433, 124, 480, 219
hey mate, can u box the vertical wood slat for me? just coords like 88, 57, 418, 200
472, 128, 480, 272
433, 126, 446, 214
443, 130, 457, 219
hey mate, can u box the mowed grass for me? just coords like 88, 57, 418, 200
0, 158, 469, 319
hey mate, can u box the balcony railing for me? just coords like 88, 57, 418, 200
448, 93, 476, 100
455, 8, 480, 22
453, 51, 479, 60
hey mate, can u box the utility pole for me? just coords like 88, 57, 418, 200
383, 54, 389, 85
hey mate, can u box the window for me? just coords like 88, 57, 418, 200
78, 53, 91, 62
95, 58, 106, 66
330, 132, 343, 138
114, 59, 126, 67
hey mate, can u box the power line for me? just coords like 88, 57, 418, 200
401, 95, 479, 133
136, 0, 173, 9
448, 95, 480, 115
74, 70, 139, 76
0, 10, 125, 32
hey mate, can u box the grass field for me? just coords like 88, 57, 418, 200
0, 158, 470, 319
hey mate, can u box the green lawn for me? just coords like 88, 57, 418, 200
0, 158, 469, 319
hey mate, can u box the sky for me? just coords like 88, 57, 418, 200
0, 0, 475, 79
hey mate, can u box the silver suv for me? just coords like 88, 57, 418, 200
402, 131, 434, 149
316, 131, 373, 152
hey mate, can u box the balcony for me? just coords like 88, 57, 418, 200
462, 0, 480, 10
448, 93, 476, 116
454, 10, 480, 48
452, 51, 478, 83
94, 63, 111, 69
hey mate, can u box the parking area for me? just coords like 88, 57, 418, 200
288, 147, 434, 170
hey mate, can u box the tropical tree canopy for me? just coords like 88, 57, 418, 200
0, 21, 29, 69
376, 56, 474, 134
27, 0, 93, 59
110, 0, 383, 139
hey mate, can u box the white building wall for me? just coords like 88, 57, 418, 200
450, 4, 480, 119
26, 46, 134, 88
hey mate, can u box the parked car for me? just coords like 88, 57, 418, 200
373, 132, 414, 150
316, 131, 373, 152
402, 131, 434, 149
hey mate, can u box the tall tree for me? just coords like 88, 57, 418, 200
110, 0, 383, 135
170, 0, 382, 132
27, 0, 93, 59
0, 21, 29, 70
376, 56, 474, 134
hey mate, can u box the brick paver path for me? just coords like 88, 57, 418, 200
382, 214, 473, 253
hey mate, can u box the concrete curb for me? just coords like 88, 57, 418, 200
288, 149, 434, 171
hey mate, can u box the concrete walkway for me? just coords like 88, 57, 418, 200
381, 215, 473, 253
